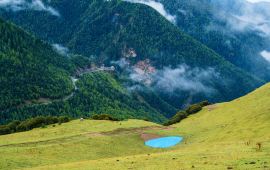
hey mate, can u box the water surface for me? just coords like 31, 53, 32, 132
145, 136, 183, 148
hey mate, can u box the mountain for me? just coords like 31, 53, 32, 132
0, 18, 171, 124
157, 0, 270, 81
1, 83, 269, 169
0, 0, 264, 108
0, 18, 75, 111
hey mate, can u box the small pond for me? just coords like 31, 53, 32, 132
145, 136, 183, 148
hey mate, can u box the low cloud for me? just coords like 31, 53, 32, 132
123, 0, 176, 23
52, 44, 69, 56
208, 0, 270, 37
0, 0, 60, 16
112, 59, 219, 95
152, 65, 218, 94
111, 58, 130, 69
260, 50, 270, 62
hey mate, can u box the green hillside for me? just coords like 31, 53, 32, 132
1, 83, 269, 169
0, 0, 264, 107
1, 71, 169, 124
0, 18, 75, 111
0, 18, 170, 124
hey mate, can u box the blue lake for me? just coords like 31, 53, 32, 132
145, 136, 183, 148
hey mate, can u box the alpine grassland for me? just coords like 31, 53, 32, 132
1, 83, 269, 169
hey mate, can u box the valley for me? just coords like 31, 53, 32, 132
0, 0, 270, 169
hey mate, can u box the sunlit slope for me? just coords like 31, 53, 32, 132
174, 82, 270, 143
0, 120, 166, 170
30, 83, 270, 170
1, 83, 270, 170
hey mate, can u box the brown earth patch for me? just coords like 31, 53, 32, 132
86, 126, 174, 138
207, 104, 217, 111
140, 133, 162, 142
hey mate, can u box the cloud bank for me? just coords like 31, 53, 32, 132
209, 0, 270, 37
112, 59, 219, 94
152, 65, 218, 94
123, 0, 176, 23
0, 0, 60, 16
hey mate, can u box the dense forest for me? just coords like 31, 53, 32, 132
0, 18, 75, 111
0, 72, 169, 124
0, 18, 172, 124
0, 0, 264, 108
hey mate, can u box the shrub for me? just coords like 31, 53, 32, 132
165, 100, 210, 126
186, 104, 202, 115
164, 111, 187, 126
58, 116, 70, 123
1, 116, 71, 135
7, 120, 21, 133
45, 116, 59, 124
91, 114, 120, 121
198, 100, 211, 107
0, 125, 11, 135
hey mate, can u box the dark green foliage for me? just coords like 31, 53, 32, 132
164, 111, 187, 126
58, 116, 70, 123
0, 125, 11, 135
0, 72, 168, 124
185, 100, 210, 115
68, 72, 167, 123
164, 101, 210, 126
69, 54, 93, 69
0, 116, 70, 135
185, 104, 202, 115
0, 18, 76, 110
199, 101, 211, 107
134, 88, 177, 118
91, 114, 120, 121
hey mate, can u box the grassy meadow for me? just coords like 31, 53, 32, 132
1, 84, 270, 169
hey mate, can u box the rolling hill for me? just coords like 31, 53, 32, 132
0, 0, 264, 108
0, 83, 269, 169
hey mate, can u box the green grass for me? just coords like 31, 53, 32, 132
1, 84, 270, 169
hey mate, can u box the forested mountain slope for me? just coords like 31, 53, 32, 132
0, 18, 171, 124
1, 72, 168, 124
0, 18, 75, 111
0, 0, 264, 108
